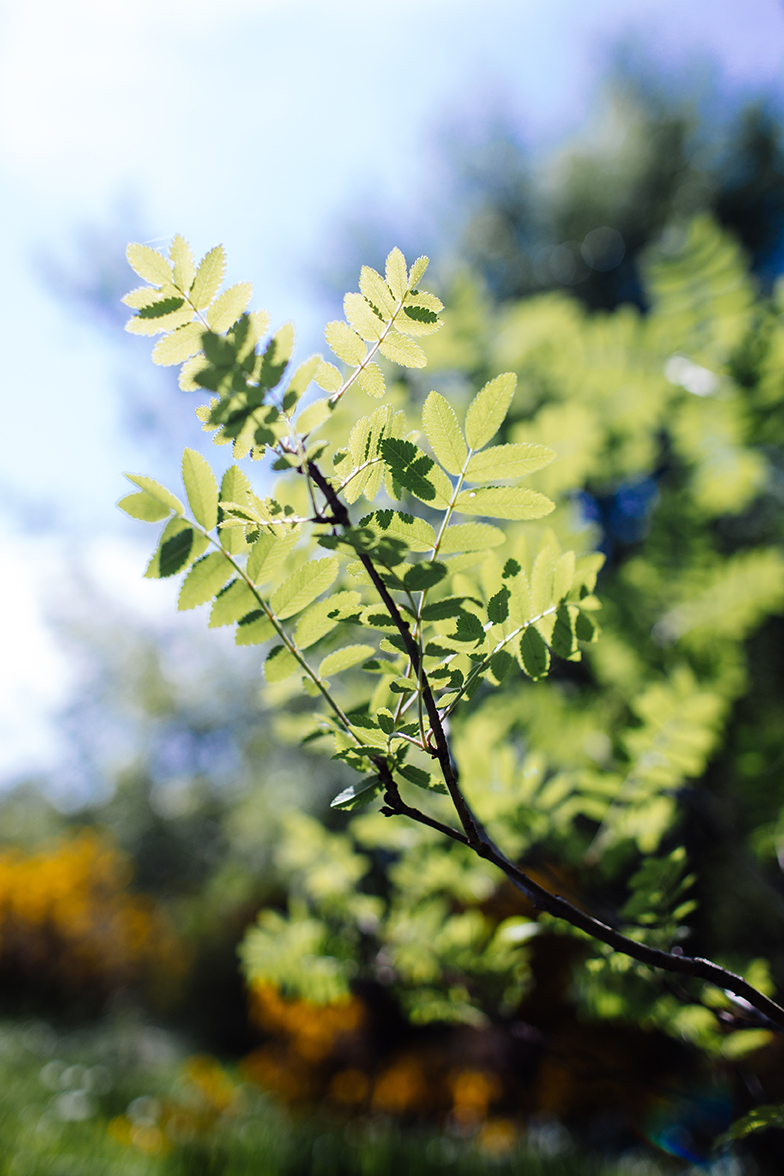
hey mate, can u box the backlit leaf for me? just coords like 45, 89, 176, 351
152, 322, 204, 366
380, 438, 452, 506
178, 552, 233, 610
206, 282, 253, 332
124, 474, 183, 516
408, 256, 429, 287
319, 644, 375, 678
325, 320, 366, 366
378, 328, 426, 369
314, 360, 342, 391
465, 442, 556, 482
344, 292, 385, 341
117, 491, 170, 522
359, 266, 397, 318
385, 247, 408, 300
190, 245, 226, 309
235, 612, 275, 645
357, 363, 385, 398
182, 448, 218, 530
126, 243, 172, 286
264, 644, 299, 683
209, 578, 259, 627
464, 373, 517, 449
270, 558, 339, 620
293, 590, 362, 649
438, 523, 505, 554
454, 486, 554, 520
331, 776, 381, 811
170, 234, 195, 291
247, 528, 301, 585
422, 390, 467, 475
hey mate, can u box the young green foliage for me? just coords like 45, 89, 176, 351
118, 231, 784, 1055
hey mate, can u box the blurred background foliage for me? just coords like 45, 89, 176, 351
4, 66, 784, 1172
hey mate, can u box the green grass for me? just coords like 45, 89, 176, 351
0, 1018, 670, 1176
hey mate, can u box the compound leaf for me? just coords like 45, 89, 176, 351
178, 552, 233, 610
422, 390, 467, 475
206, 282, 253, 332
325, 320, 366, 366
170, 234, 195, 292
465, 442, 556, 482
454, 486, 554, 520
126, 243, 172, 286
152, 321, 204, 366
124, 474, 183, 516
191, 245, 226, 310
319, 644, 375, 678
208, 578, 259, 627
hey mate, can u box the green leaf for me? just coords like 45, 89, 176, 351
520, 626, 550, 679
398, 763, 447, 794
206, 282, 253, 332
357, 363, 385, 398
208, 578, 259, 627
719, 1104, 784, 1142
403, 562, 448, 591
380, 438, 451, 506
247, 529, 301, 586
408, 256, 429, 287
453, 613, 485, 643
178, 552, 233, 610
551, 604, 579, 660
152, 321, 204, 366
264, 644, 299, 683
344, 292, 385, 341
145, 517, 192, 579
439, 523, 505, 554
319, 644, 375, 678
235, 611, 275, 645
325, 320, 366, 366
378, 328, 426, 369
270, 558, 339, 620
170, 234, 195, 292
296, 398, 331, 434
421, 597, 473, 621
422, 391, 468, 476
219, 466, 253, 554
124, 474, 183, 516
159, 527, 194, 578
190, 245, 226, 310
282, 355, 322, 411
385, 247, 408, 300
331, 776, 382, 811
258, 323, 295, 389
126, 243, 172, 286
181, 448, 218, 530
293, 591, 362, 649
575, 611, 598, 643
359, 266, 397, 318
454, 486, 554, 520
464, 373, 517, 450
117, 491, 171, 522
314, 360, 342, 392
358, 510, 435, 553
487, 587, 510, 623
465, 442, 556, 482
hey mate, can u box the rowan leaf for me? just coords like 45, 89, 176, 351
464, 373, 517, 450
422, 391, 468, 475
190, 245, 226, 310
208, 578, 259, 627
206, 282, 253, 332
264, 644, 299, 683
408, 256, 429, 287
126, 243, 172, 286
357, 363, 385, 398
178, 552, 234, 610
152, 322, 204, 366
378, 328, 426, 369
117, 491, 171, 522
270, 558, 339, 620
293, 591, 362, 649
358, 509, 436, 553
344, 292, 385, 341
258, 323, 295, 389
325, 320, 366, 366
465, 442, 556, 482
247, 529, 301, 586
181, 448, 218, 530
359, 266, 397, 318
124, 474, 183, 515
380, 438, 452, 506
438, 523, 505, 554
170, 234, 195, 292
219, 466, 252, 554
319, 644, 375, 678
235, 612, 275, 645
314, 360, 342, 392
521, 626, 550, 679
454, 486, 554, 520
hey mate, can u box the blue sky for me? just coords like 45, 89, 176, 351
1, 0, 783, 782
